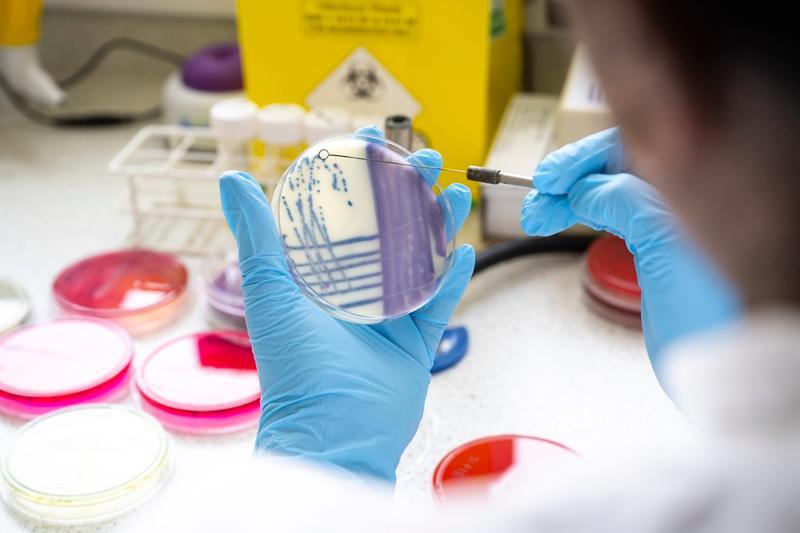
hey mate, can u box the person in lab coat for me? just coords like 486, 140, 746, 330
130, 0, 800, 531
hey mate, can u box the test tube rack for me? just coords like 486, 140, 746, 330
108, 124, 286, 256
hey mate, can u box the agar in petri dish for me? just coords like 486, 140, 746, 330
1, 404, 172, 525
136, 330, 258, 411
432, 434, 581, 504
137, 395, 260, 435
582, 236, 642, 327
203, 250, 246, 330
135, 330, 260, 434
272, 134, 456, 323
52, 249, 189, 334
0, 318, 133, 419
0, 279, 30, 335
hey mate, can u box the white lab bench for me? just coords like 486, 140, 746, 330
0, 91, 695, 532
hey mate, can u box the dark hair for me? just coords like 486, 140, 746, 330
639, 2, 798, 109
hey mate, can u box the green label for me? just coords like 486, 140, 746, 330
490, 0, 506, 39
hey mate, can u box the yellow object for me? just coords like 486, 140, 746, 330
236, 0, 523, 200
0, 0, 43, 46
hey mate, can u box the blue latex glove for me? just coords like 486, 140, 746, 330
220, 127, 474, 482
521, 128, 740, 380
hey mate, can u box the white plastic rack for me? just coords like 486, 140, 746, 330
109, 125, 286, 255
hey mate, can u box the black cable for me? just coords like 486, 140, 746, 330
57, 37, 184, 88
0, 37, 184, 128
0, 74, 162, 126
473, 235, 595, 276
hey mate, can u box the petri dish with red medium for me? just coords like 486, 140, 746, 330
52, 249, 189, 334
134, 330, 260, 434
0, 318, 133, 419
432, 434, 581, 504
582, 235, 642, 327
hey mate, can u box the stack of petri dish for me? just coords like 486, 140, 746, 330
0, 318, 133, 419
582, 236, 642, 328
432, 434, 581, 504
134, 330, 261, 434
203, 250, 246, 330
53, 249, 189, 335
1, 404, 172, 525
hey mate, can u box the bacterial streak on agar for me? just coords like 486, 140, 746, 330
281, 151, 376, 302
275, 135, 454, 322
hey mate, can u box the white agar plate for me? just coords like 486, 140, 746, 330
1, 404, 172, 525
0, 279, 29, 334
272, 134, 456, 323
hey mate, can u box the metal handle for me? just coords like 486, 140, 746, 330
466, 166, 533, 188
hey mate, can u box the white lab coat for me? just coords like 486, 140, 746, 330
122, 308, 800, 532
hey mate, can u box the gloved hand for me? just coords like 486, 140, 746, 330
220, 127, 474, 482
521, 128, 740, 379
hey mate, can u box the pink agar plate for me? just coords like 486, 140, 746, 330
52, 249, 188, 334
0, 371, 130, 420
136, 331, 259, 412
0, 318, 133, 419
137, 394, 260, 435
0, 318, 132, 397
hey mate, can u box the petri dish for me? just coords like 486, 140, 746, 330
272, 134, 456, 323
584, 291, 642, 329
582, 235, 641, 327
136, 394, 260, 435
0, 279, 30, 334
52, 249, 189, 334
1, 404, 172, 525
0, 371, 130, 420
431, 326, 469, 374
203, 250, 246, 330
432, 434, 581, 504
135, 330, 260, 434
0, 318, 133, 419
136, 331, 258, 411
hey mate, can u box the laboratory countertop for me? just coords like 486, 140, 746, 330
0, 92, 694, 533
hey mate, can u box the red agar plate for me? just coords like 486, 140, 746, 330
583, 236, 641, 313
53, 249, 188, 332
0, 318, 133, 398
432, 434, 581, 504
136, 331, 259, 412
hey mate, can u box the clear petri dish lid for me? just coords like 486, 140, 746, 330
272, 134, 456, 323
1, 404, 172, 525
52, 249, 189, 318
432, 434, 581, 504
0, 279, 30, 335
136, 330, 259, 412
0, 317, 133, 398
